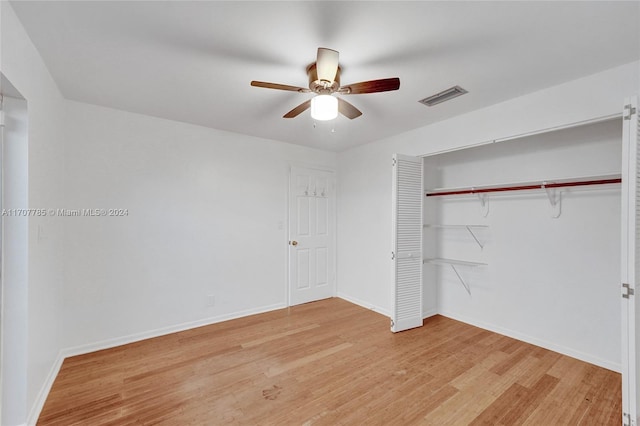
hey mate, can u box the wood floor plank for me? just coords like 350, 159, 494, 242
240, 323, 321, 348
38, 298, 621, 425
265, 342, 353, 378
522, 360, 595, 425
499, 373, 560, 424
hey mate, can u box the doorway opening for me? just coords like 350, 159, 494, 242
0, 74, 29, 426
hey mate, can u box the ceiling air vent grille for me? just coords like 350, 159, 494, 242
419, 85, 468, 107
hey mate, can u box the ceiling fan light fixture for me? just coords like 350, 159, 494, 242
251, 47, 399, 120
311, 95, 338, 121
316, 48, 339, 83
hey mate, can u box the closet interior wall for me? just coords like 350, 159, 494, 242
423, 118, 623, 371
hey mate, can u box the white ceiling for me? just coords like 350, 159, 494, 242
10, 1, 640, 152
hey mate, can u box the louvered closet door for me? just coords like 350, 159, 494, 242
622, 96, 640, 426
391, 154, 423, 332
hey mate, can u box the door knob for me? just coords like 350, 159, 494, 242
290, 240, 298, 246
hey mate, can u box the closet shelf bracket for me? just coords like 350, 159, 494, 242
478, 193, 489, 218
423, 258, 487, 296
542, 183, 562, 218
465, 225, 484, 249
423, 224, 487, 250
449, 264, 471, 295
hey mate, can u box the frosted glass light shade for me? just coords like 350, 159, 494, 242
311, 95, 338, 121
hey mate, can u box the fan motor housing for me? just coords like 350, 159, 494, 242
307, 63, 341, 94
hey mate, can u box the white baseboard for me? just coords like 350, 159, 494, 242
27, 302, 286, 424
62, 303, 286, 358
439, 309, 621, 373
337, 293, 390, 317
27, 351, 65, 426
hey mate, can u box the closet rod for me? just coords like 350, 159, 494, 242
426, 177, 621, 197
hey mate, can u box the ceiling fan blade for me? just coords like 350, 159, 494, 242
251, 81, 310, 93
339, 77, 400, 95
316, 48, 339, 82
337, 97, 362, 120
283, 100, 311, 118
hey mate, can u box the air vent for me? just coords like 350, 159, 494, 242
419, 85, 468, 107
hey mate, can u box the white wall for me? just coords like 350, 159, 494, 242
336, 61, 638, 365
2, 4, 337, 422
61, 100, 336, 352
1, 2, 68, 425
425, 119, 621, 370
1, 0, 636, 420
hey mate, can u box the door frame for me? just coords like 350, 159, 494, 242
0, 76, 29, 426
414, 104, 633, 423
286, 163, 337, 307
621, 96, 638, 426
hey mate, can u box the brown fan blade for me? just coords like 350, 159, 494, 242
251, 81, 311, 93
283, 100, 311, 118
339, 77, 400, 95
337, 97, 362, 119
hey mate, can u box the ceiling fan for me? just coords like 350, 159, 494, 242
251, 48, 400, 120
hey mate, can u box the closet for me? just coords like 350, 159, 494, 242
391, 97, 640, 422
422, 117, 622, 370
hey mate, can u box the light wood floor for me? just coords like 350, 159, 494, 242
39, 298, 621, 425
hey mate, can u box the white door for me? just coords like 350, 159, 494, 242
288, 166, 335, 306
391, 154, 423, 332
622, 96, 639, 426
